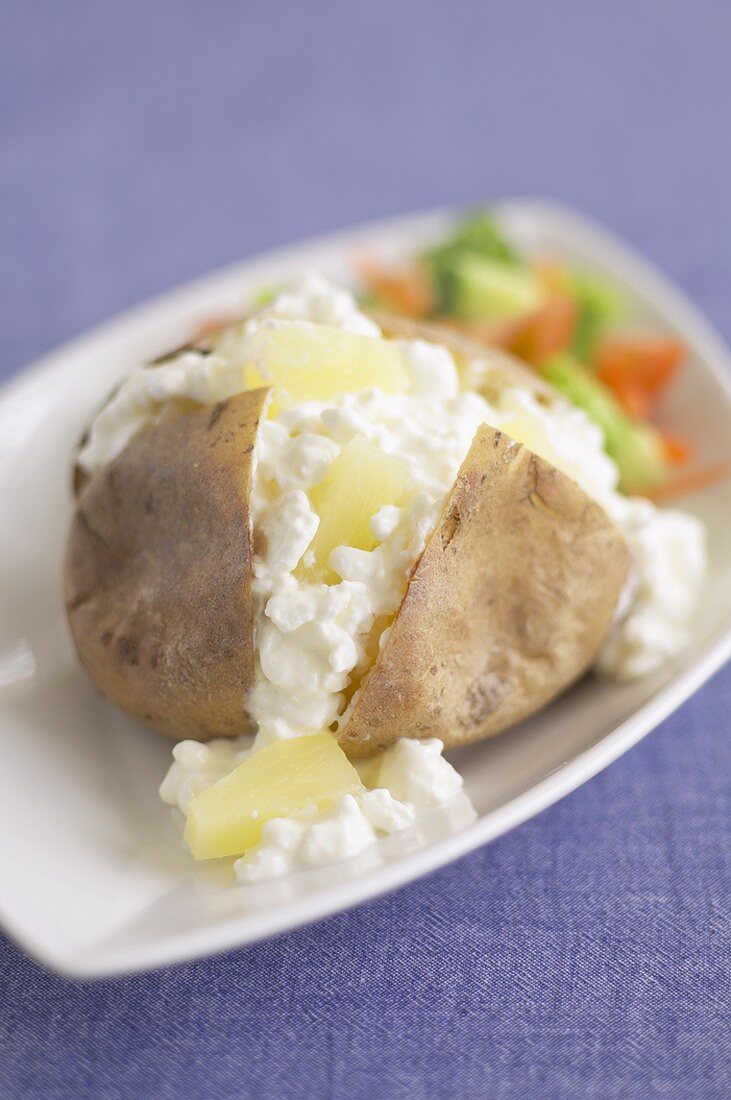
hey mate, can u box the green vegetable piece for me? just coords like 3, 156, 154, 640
425, 245, 466, 313
569, 272, 625, 362
448, 212, 520, 265
543, 354, 668, 493
249, 284, 283, 309
445, 254, 543, 322
424, 211, 521, 313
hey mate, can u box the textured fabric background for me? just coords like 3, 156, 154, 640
1, 3, 730, 1097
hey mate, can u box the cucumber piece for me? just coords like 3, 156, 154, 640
543, 354, 668, 493
449, 254, 543, 322
249, 284, 283, 309
569, 272, 625, 362
425, 212, 521, 313
448, 212, 520, 265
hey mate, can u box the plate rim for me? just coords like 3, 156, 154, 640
2, 198, 730, 977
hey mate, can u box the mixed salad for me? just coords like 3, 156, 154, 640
356, 212, 724, 501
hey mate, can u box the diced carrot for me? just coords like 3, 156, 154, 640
509, 295, 578, 366
642, 461, 727, 503
599, 373, 654, 419
192, 313, 237, 341
661, 433, 694, 467
441, 315, 530, 350
596, 336, 684, 393
532, 258, 570, 296
436, 297, 576, 366
355, 254, 434, 317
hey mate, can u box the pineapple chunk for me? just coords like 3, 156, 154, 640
246, 322, 409, 415
301, 437, 409, 583
184, 732, 361, 860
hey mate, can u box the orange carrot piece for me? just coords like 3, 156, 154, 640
355, 254, 433, 317
642, 461, 727, 503
532, 257, 570, 296
192, 313, 237, 341
510, 295, 578, 366
435, 297, 576, 366
600, 373, 655, 419
441, 315, 530, 350
661, 433, 694, 467
596, 336, 684, 393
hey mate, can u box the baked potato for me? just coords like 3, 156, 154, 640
65, 304, 630, 756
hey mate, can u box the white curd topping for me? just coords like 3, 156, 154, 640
160, 732, 461, 883
158, 737, 251, 816
247, 377, 496, 748
82, 272, 706, 878
595, 496, 705, 680
78, 349, 248, 475
253, 271, 381, 337
376, 738, 464, 808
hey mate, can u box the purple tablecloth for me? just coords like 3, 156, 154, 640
1, 3, 729, 1097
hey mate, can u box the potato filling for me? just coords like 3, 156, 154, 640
184, 733, 361, 860
245, 321, 409, 416
246, 326, 491, 747
299, 437, 410, 584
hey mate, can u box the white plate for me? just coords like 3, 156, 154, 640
1, 201, 729, 977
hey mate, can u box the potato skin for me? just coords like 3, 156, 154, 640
338, 425, 631, 757
65, 389, 269, 740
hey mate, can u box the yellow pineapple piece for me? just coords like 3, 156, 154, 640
246, 322, 409, 415
301, 436, 409, 583
184, 732, 362, 860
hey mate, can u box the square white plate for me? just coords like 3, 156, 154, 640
1, 201, 729, 977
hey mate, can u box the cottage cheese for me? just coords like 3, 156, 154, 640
77, 349, 249, 475
83, 272, 705, 877
158, 736, 252, 815
159, 731, 462, 883
247, 376, 499, 749
596, 496, 705, 679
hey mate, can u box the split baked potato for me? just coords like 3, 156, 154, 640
65, 316, 630, 756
